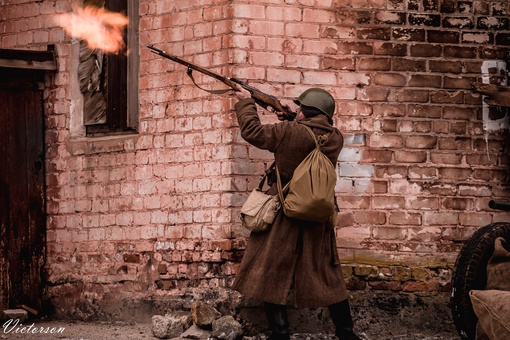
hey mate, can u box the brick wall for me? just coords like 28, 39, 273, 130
1, 0, 510, 333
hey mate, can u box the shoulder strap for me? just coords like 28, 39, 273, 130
258, 161, 275, 190
276, 166, 290, 203
186, 67, 232, 94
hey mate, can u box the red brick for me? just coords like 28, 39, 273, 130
408, 105, 442, 118
438, 137, 472, 150
393, 58, 426, 72
405, 196, 439, 210
404, 135, 437, 149
353, 211, 387, 225
369, 281, 402, 291
380, 120, 397, 132
358, 87, 390, 101
337, 196, 370, 209
374, 104, 407, 117
444, 76, 476, 90
403, 281, 440, 292
389, 212, 422, 225
374, 165, 409, 179
373, 73, 406, 86
430, 152, 463, 165
465, 154, 499, 166
303, 8, 336, 23
394, 151, 427, 163
374, 42, 407, 56
370, 134, 403, 148
410, 44, 442, 57
430, 90, 464, 104
449, 122, 466, 135
373, 226, 406, 240
358, 57, 391, 71
438, 167, 472, 180
392, 28, 426, 41
462, 32, 494, 44
363, 150, 393, 162
459, 213, 492, 227
395, 89, 429, 103
415, 121, 432, 133
337, 42, 373, 55
408, 13, 441, 26
322, 56, 355, 70
357, 27, 391, 40
477, 16, 510, 30
429, 60, 463, 73
346, 281, 367, 290
427, 30, 459, 43
442, 197, 474, 210
409, 74, 441, 88
443, 106, 476, 120
375, 11, 406, 25
286, 23, 320, 38
473, 169, 508, 182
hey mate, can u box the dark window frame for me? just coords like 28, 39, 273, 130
85, 0, 138, 137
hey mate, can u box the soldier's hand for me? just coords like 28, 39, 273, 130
275, 105, 289, 121
234, 84, 252, 100
277, 103, 296, 121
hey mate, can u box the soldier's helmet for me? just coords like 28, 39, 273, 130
293, 88, 335, 118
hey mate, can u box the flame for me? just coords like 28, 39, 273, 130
57, 5, 128, 54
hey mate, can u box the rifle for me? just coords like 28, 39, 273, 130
147, 45, 296, 120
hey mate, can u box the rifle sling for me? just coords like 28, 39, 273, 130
186, 67, 232, 94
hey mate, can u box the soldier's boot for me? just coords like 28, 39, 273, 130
328, 299, 361, 340
263, 302, 290, 340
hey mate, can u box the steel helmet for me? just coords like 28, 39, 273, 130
293, 88, 335, 118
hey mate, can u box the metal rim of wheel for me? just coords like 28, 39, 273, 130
450, 222, 510, 340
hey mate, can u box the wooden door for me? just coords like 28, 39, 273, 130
0, 68, 46, 313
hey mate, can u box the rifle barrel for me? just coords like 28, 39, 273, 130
489, 200, 510, 211
147, 45, 296, 118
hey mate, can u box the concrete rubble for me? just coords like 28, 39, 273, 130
152, 301, 243, 340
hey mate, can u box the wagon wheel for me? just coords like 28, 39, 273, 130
451, 222, 510, 339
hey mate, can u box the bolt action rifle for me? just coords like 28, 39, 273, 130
147, 45, 296, 120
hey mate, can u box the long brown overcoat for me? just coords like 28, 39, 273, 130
232, 98, 348, 308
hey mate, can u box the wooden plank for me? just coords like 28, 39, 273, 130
0, 48, 57, 71
24, 89, 45, 311
0, 59, 57, 71
472, 83, 510, 108
0, 88, 11, 312
0, 66, 46, 312
8, 86, 29, 309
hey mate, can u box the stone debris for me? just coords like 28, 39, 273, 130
151, 302, 456, 340
152, 302, 244, 339
191, 301, 222, 328
151, 311, 193, 339
180, 324, 212, 339
211, 315, 243, 340
2, 309, 28, 322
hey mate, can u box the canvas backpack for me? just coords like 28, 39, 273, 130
276, 124, 337, 223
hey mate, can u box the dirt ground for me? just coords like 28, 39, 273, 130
0, 319, 461, 340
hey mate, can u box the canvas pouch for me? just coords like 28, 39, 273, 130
240, 189, 280, 232
240, 162, 285, 232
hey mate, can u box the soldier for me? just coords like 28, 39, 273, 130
232, 85, 361, 340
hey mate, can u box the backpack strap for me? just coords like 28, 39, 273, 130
302, 125, 330, 150
276, 166, 290, 203
258, 161, 275, 190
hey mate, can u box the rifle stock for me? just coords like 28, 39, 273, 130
147, 45, 296, 120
